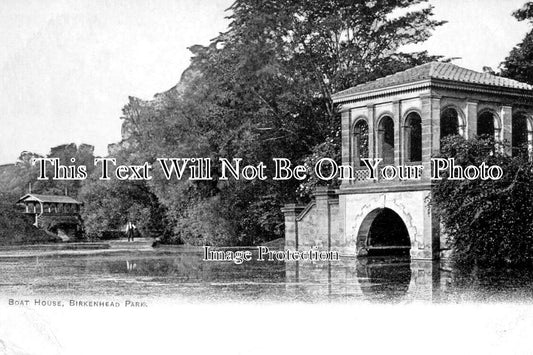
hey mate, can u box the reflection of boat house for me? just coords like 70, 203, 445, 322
283, 62, 533, 260
17, 193, 83, 240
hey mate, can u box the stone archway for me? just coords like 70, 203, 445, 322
356, 208, 411, 257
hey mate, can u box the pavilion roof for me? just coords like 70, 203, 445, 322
17, 193, 82, 205
332, 61, 533, 102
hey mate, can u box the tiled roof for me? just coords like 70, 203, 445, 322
333, 62, 533, 100
18, 194, 82, 204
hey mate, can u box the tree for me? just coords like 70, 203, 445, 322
501, 2, 533, 84
36, 143, 96, 198
79, 169, 171, 240
112, 0, 444, 245
431, 136, 533, 266
0, 151, 43, 196
0, 144, 96, 198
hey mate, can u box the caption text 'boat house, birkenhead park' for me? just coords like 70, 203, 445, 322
282, 62, 533, 260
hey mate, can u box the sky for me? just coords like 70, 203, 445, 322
0, 0, 530, 164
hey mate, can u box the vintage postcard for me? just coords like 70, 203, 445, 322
1, 0, 533, 354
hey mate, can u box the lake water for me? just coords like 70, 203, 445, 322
1, 246, 532, 303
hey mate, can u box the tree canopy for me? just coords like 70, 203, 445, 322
109, 0, 444, 245
3, 1, 445, 246
500, 2, 533, 84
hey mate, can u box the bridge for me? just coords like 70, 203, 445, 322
283, 62, 533, 260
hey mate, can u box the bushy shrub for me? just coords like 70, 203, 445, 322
432, 136, 533, 266
0, 192, 60, 245
175, 196, 238, 246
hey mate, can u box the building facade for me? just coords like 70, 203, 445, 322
17, 193, 83, 240
282, 62, 533, 260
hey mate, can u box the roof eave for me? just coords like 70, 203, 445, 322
332, 79, 432, 104
17, 194, 39, 204
17, 193, 82, 205
332, 78, 533, 104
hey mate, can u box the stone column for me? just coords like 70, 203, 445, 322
420, 95, 433, 179
281, 204, 305, 250
367, 104, 375, 159
340, 107, 351, 166
377, 129, 384, 161
410, 191, 440, 260
431, 97, 441, 154
466, 100, 478, 139
313, 186, 337, 250
501, 105, 513, 155
393, 100, 401, 165
340, 107, 352, 188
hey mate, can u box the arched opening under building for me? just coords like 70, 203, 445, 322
512, 112, 531, 158
353, 120, 369, 166
378, 116, 395, 164
440, 107, 460, 139
49, 222, 79, 241
477, 111, 497, 138
404, 112, 422, 162
357, 208, 411, 257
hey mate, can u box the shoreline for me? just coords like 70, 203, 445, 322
0, 237, 288, 258
0, 238, 155, 258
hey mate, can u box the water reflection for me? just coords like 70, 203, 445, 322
285, 257, 441, 302
356, 258, 411, 302
126, 261, 137, 271
0, 248, 532, 303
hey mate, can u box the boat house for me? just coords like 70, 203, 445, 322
17, 193, 83, 240
282, 62, 533, 260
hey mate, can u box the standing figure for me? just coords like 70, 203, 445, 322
126, 221, 136, 242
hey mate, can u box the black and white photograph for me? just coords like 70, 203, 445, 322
1, 0, 533, 354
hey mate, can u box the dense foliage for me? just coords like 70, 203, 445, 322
0, 143, 96, 197
0, 192, 60, 245
432, 136, 533, 266
111, 0, 444, 245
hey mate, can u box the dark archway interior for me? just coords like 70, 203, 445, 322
380, 116, 395, 164
367, 208, 410, 256
441, 108, 459, 139
406, 113, 422, 162
477, 111, 495, 137
512, 113, 528, 157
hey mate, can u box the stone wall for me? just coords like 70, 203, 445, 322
281, 187, 339, 251
283, 187, 440, 260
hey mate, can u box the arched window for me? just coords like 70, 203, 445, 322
477, 111, 499, 139
512, 113, 533, 158
441, 108, 460, 139
353, 120, 369, 167
404, 112, 422, 162
378, 116, 394, 164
